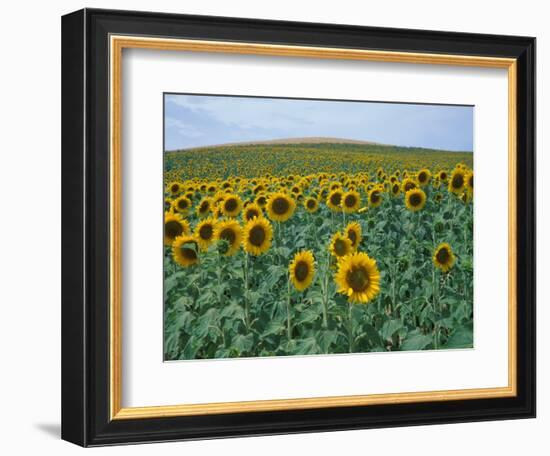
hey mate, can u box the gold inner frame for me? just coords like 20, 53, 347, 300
109, 35, 518, 420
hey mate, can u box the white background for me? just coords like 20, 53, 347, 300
123, 50, 508, 407
0, 0, 546, 454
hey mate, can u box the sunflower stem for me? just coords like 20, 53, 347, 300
348, 301, 354, 353
321, 247, 331, 329
243, 252, 250, 330
390, 260, 396, 317
342, 209, 346, 230
216, 250, 223, 306
286, 275, 292, 340
432, 265, 441, 349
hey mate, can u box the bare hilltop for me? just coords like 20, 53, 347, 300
173, 137, 382, 151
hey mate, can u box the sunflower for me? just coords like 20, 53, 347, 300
289, 250, 316, 291
172, 195, 192, 215
172, 235, 199, 267
434, 193, 443, 203
196, 197, 212, 218
465, 170, 474, 193
368, 189, 383, 208
341, 190, 361, 213
326, 189, 343, 211
437, 170, 449, 182
460, 191, 473, 204
164, 197, 173, 212
304, 196, 319, 213
255, 193, 268, 208
330, 232, 353, 259
164, 212, 190, 245
194, 217, 216, 251
166, 181, 182, 196
449, 168, 466, 194
433, 242, 456, 272
243, 217, 273, 256
344, 221, 362, 251
220, 194, 243, 218
266, 192, 296, 222
417, 169, 431, 186
335, 252, 381, 303
243, 203, 263, 222
253, 183, 266, 194
391, 182, 401, 197
404, 188, 427, 212
401, 177, 417, 193
214, 219, 242, 256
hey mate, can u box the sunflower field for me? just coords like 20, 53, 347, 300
163, 143, 474, 360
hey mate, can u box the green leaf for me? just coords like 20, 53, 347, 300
444, 325, 473, 349
380, 319, 403, 340
195, 308, 219, 339
294, 306, 322, 325
231, 334, 254, 354
261, 320, 285, 337
220, 302, 245, 321
318, 330, 339, 353
291, 337, 320, 355
358, 323, 382, 347
401, 333, 433, 351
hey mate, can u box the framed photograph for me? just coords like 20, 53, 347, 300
61, 8, 536, 447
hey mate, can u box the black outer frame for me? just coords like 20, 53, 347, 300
61, 8, 536, 447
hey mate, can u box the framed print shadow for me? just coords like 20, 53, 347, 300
61, 8, 536, 447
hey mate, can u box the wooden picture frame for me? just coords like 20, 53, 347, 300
62, 8, 535, 446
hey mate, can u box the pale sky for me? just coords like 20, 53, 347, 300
164, 94, 473, 152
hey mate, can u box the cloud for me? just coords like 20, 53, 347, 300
165, 117, 203, 138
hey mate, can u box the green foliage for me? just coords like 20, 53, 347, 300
163, 144, 474, 360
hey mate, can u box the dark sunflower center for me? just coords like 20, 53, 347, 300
272, 197, 290, 215
307, 199, 316, 209
165, 220, 183, 239
346, 266, 369, 292
330, 193, 342, 206
392, 184, 399, 194
468, 175, 473, 188
418, 172, 427, 183
224, 198, 238, 212
199, 201, 209, 212
170, 184, 179, 193
370, 192, 380, 204
348, 230, 357, 245
180, 243, 198, 261
249, 225, 266, 246
436, 247, 450, 264
452, 174, 464, 189
208, 186, 216, 192
440, 172, 447, 180
294, 261, 309, 282
292, 187, 300, 194
409, 193, 422, 207
334, 239, 347, 256
404, 182, 415, 191
220, 228, 236, 245
257, 196, 266, 205
246, 209, 259, 220
199, 224, 213, 240
344, 195, 356, 207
